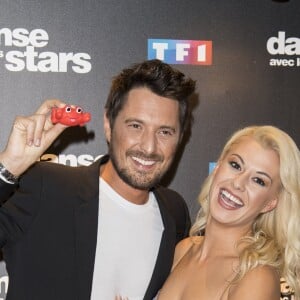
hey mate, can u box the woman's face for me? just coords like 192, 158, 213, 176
209, 136, 281, 230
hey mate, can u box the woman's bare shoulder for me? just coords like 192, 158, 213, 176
172, 236, 204, 270
229, 265, 280, 300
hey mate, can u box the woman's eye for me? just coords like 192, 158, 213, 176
229, 161, 241, 170
253, 177, 266, 187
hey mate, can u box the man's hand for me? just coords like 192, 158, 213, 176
0, 99, 67, 177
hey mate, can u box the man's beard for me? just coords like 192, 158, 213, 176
108, 144, 168, 190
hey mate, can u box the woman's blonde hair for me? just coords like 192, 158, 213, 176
190, 125, 300, 298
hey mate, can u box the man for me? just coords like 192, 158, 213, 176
0, 59, 196, 300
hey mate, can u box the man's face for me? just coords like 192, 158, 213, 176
104, 87, 181, 190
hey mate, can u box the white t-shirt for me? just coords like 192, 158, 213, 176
90, 178, 164, 300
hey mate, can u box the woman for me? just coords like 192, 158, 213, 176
158, 125, 300, 300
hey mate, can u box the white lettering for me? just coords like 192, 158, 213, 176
57, 154, 78, 166
39, 154, 103, 166
152, 43, 168, 60
5, 51, 26, 71
11, 28, 30, 47
197, 44, 206, 62
0, 27, 91, 73
24, 46, 39, 71
77, 154, 96, 166
0, 28, 13, 46
4, 46, 92, 73
176, 43, 190, 61
285, 37, 300, 55
269, 58, 295, 66
37, 51, 59, 72
58, 52, 74, 72
267, 31, 300, 55
72, 53, 92, 73
0, 28, 49, 47
29, 29, 49, 47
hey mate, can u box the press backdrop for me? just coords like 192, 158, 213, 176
0, 1, 299, 299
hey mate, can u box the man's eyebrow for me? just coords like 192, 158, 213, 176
124, 118, 143, 123
125, 118, 177, 132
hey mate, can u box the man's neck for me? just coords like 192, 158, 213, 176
100, 160, 149, 205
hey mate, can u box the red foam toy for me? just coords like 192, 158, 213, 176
51, 105, 91, 126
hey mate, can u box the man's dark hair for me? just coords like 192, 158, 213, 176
105, 59, 196, 134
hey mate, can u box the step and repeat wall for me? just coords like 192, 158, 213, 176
0, 0, 299, 299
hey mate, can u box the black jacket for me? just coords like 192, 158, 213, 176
0, 155, 190, 300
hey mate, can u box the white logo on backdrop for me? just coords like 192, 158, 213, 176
266, 31, 300, 67
0, 28, 92, 73
39, 153, 103, 166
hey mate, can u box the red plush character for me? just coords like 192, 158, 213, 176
51, 105, 91, 126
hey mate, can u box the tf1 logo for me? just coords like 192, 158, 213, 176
148, 39, 212, 65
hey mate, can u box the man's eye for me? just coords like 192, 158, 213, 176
253, 177, 266, 187
129, 123, 141, 129
229, 161, 241, 170
159, 129, 173, 136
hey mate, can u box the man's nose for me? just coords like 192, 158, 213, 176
140, 130, 157, 154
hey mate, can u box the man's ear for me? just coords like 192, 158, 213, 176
103, 112, 111, 143
261, 197, 278, 214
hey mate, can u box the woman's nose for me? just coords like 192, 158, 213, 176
232, 173, 247, 191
